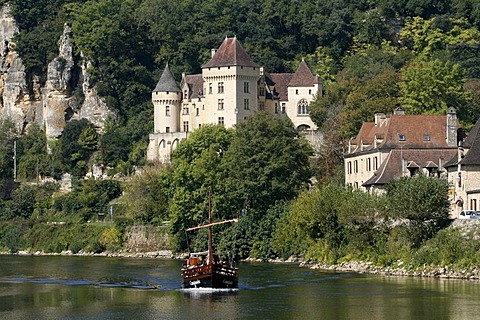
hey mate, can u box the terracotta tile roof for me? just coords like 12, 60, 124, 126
288, 60, 320, 87
183, 74, 203, 99
382, 115, 450, 148
350, 113, 456, 153
203, 37, 260, 68
269, 73, 293, 101
154, 63, 181, 92
363, 148, 457, 187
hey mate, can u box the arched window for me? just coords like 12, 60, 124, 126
297, 99, 309, 115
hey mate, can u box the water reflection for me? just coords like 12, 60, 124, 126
1, 256, 480, 319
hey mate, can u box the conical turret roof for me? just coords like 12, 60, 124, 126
203, 36, 259, 68
288, 59, 319, 87
154, 63, 181, 92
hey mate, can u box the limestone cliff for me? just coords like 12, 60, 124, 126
0, 3, 115, 138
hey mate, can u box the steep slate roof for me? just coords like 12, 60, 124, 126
363, 148, 457, 187
459, 117, 480, 165
269, 73, 293, 101
288, 60, 319, 87
183, 74, 204, 99
203, 36, 260, 68
154, 63, 181, 92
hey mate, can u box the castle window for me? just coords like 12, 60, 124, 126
196, 108, 199, 116
165, 106, 170, 116
244, 82, 249, 93
259, 101, 265, 111
218, 99, 224, 110
296, 89, 299, 95
309, 89, 312, 95
184, 90, 188, 99
218, 82, 224, 94
183, 105, 189, 115
297, 99, 309, 115
366, 158, 371, 171
373, 156, 378, 170
259, 87, 265, 96
209, 83, 212, 94
354, 160, 358, 173
218, 117, 224, 126
166, 127, 170, 133
244, 99, 249, 110
281, 103, 286, 113
347, 161, 352, 174
399, 134, 406, 141
183, 121, 189, 132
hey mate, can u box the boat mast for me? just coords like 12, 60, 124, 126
208, 191, 213, 266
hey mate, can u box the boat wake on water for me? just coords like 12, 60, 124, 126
0, 276, 162, 290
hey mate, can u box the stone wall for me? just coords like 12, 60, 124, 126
123, 225, 170, 253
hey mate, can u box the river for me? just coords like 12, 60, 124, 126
0, 255, 478, 319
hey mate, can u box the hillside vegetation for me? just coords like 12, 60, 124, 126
0, 0, 480, 270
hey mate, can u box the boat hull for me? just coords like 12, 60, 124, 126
182, 264, 238, 289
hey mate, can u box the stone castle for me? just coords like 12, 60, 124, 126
147, 36, 322, 162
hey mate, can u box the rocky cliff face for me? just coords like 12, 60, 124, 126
0, 3, 115, 138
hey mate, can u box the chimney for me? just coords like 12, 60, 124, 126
374, 113, 386, 127
211, 49, 217, 58
446, 107, 457, 146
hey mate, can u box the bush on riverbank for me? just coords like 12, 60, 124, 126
273, 176, 455, 268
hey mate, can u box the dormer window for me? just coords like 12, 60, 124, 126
423, 135, 430, 141
399, 134, 406, 141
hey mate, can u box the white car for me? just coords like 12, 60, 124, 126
458, 210, 480, 219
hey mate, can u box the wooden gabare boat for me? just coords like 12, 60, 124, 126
181, 197, 239, 289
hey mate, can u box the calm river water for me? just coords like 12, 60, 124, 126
0, 255, 479, 319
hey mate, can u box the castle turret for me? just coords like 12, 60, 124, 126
153, 63, 181, 133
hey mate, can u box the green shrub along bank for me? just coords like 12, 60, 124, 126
271, 175, 478, 269
0, 221, 115, 254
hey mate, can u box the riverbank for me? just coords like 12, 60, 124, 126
3, 249, 480, 280
0, 249, 175, 259
300, 260, 480, 280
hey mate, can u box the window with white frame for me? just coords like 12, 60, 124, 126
297, 99, 309, 115
218, 82, 224, 93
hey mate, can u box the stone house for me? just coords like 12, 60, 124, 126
344, 107, 459, 193
147, 36, 322, 162
444, 117, 480, 217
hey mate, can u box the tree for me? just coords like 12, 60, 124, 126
399, 58, 474, 118
168, 124, 234, 251
222, 112, 313, 216
17, 123, 49, 181
0, 118, 17, 182
120, 164, 173, 224
385, 175, 450, 247
59, 119, 96, 176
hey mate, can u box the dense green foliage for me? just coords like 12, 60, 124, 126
273, 176, 450, 265
1, 0, 479, 271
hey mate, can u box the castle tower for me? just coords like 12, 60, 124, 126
201, 36, 260, 127
285, 59, 321, 131
153, 63, 181, 133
